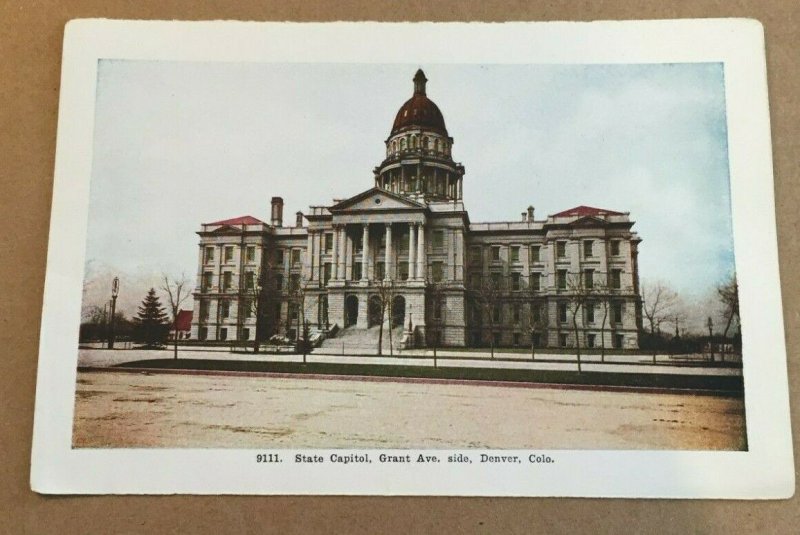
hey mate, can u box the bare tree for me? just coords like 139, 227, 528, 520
161, 273, 193, 360
374, 280, 396, 357
470, 273, 505, 359
565, 272, 594, 374
641, 280, 678, 334
717, 274, 740, 360
592, 274, 612, 363
287, 276, 318, 363
525, 276, 546, 361
427, 281, 446, 366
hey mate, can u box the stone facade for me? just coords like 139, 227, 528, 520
190, 69, 642, 349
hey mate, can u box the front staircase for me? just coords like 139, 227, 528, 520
319, 325, 406, 354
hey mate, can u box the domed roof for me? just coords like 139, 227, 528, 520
390, 69, 448, 137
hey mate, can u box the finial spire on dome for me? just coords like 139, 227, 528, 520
413, 69, 427, 95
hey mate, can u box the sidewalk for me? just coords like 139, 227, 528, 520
78, 348, 741, 377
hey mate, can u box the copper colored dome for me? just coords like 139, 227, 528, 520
390, 69, 448, 137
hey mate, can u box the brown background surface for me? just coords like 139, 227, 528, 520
1, 1, 798, 533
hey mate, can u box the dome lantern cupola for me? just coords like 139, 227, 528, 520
374, 69, 465, 203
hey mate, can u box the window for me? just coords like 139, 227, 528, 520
198, 327, 207, 341
323, 263, 331, 285
614, 334, 624, 349
470, 273, 482, 290
584, 269, 594, 289
490, 272, 502, 288
222, 272, 233, 291
204, 246, 215, 264
492, 305, 501, 323
242, 328, 250, 340
399, 262, 409, 281
530, 272, 541, 291
558, 302, 568, 323
242, 300, 252, 319
557, 269, 567, 290
245, 271, 255, 290
511, 272, 521, 291
289, 303, 299, 321
292, 249, 301, 266
219, 328, 228, 341
325, 233, 333, 252
510, 246, 520, 263
224, 246, 234, 263
610, 240, 621, 256
289, 274, 300, 292
470, 247, 482, 264
433, 298, 443, 320
611, 269, 622, 289
559, 333, 568, 347
353, 262, 362, 280
584, 240, 593, 258
199, 300, 209, 321
287, 328, 297, 340
276, 249, 285, 266
220, 301, 230, 319
491, 246, 501, 261
376, 262, 386, 280
432, 230, 444, 249
612, 302, 623, 323
556, 241, 567, 259
274, 274, 283, 290
513, 332, 521, 346
586, 302, 595, 324
246, 246, 256, 263
530, 245, 541, 263
202, 272, 213, 292
513, 304, 521, 323
531, 332, 541, 347
531, 303, 541, 323
587, 333, 596, 348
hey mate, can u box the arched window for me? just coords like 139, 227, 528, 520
411, 135, 417, 148
392, 140, 397, 153
423, 137, 429, 150
434, 139, 440, 153
400, 138, 407, 150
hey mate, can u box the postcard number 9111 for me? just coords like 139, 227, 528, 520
256, 453, 282, 463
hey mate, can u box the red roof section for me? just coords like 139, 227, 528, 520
207, 215, 265, 226
552, 205, 623, 218
175, 309, 193, 331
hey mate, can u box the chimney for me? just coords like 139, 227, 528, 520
270, 197, 284, 227
527, 205, 535, 221
295, 211, 304, 228
521, 212, 527, 222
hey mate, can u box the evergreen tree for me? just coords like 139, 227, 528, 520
134, 288, 168, 348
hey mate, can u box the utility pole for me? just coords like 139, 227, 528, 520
108, 276, 119, 349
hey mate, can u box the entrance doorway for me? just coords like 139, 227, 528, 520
344, 295, 358, 327
368, 295, 383, 327
392, 295, 406, 327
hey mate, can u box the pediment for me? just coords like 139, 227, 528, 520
329, 187, 426, 213
210, 225, 243, 234
567, 215, 608, 227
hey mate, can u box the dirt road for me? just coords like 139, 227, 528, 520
73, 370, 746, 450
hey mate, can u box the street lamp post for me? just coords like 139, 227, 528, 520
108, 276, 119, 350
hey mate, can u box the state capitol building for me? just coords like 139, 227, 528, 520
190, 69, 643, 350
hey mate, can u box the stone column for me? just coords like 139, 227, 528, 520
338, 225, 347, 280
331, 225, 339, 280
384, 223, 392, 280
408, 223, 417, 280
361, 224, 369, 282
306, 230, 314, 280
417, 223, 426, 281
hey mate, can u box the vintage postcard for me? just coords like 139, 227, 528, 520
31, 19, 793, 497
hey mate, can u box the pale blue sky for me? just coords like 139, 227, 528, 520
84, 60, 734, 314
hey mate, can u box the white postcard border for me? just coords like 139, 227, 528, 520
31, 19, 794, 497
